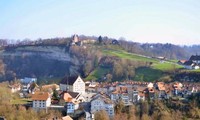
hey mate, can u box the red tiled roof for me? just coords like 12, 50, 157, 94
31, 92, 50, 101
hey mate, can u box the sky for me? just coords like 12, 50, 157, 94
0, 0, 200, 45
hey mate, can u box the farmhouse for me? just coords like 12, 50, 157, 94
179, 55, 200, 69
189, 55, 200, 64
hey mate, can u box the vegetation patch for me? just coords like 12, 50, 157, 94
134, 67, 163, 82
11, 98, 32, 105
85, 67, 110, 81
152, 62, 183, 71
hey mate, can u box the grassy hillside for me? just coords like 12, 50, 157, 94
103, 49, 158, 63
85, 46, 183, 82
134, 67, 163, 82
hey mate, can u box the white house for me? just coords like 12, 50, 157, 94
60, 76, 85, 94
32, 92, 51, 109
91, 93, 114, 117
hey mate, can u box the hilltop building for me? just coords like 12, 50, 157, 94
179, 55, 200, 69
71, 34, 82, 46
189, 55, 200, 64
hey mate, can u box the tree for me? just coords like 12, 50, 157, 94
114, 100, 124, 114
0, 82, 12, 105
106, 73, 112, 82
141, 113, 150, 120
159, 111, 173, 120
94, 110, 109, 120
52, 89, 59, 100
98, 36, 103, 44
83, 60, 93, 76
128, 105, 137, 120
0, 59, 5, 75
113, 62, 123, 78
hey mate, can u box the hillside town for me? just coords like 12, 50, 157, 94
5, 76, 200, 120
2, 0, 200, 119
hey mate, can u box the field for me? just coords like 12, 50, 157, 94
102, 49, 158, 63
86, 48, 184, 82
152, 62, 183, 71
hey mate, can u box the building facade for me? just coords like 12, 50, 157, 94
91, 94, 114, 117
60, 76, 85, 94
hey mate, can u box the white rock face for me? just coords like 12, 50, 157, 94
3, 46, 73, 62
1, 46, 82, 77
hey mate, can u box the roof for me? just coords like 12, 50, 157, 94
112, 86, 128, 94
31, 92, 50, 101
189, 55, 200, 61
183, 61, 194, 66
157, 82, 165, 91
60, 76, 79, 85
147, 82, 153, 88
178, 60, 186, 64
91, 93, 113, 104
62, 91, 80, 102
67, 91, 79, 98
137, 86, 147, 92
63, 93, 73, 102
41, 84, 59, 90
8, 83, 21, 89
62, 115, 73, 120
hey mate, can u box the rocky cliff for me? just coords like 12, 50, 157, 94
0, 45, 82, 81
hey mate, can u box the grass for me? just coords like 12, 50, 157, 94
134, 67, 164, 82
167, 59, 179, 63
85, 67, 110, 81
102, 49, 158, 63
152, 62, 183, 71
185, 69, 200, 72
11, 98, 32, 105
103, 49, 183, 72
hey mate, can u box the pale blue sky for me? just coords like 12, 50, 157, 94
0, 0, 200, 45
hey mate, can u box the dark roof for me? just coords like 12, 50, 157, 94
183, 61, 194, 66
60, 91, 80, 98
189, 55, 200, 61
112, 40, 119, 45
60, 76, 78, 85
67, 91, 80, 98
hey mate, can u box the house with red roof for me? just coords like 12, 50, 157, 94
31, 92, 51, 109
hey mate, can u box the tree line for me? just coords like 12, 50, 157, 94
95, 93, 200, 120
